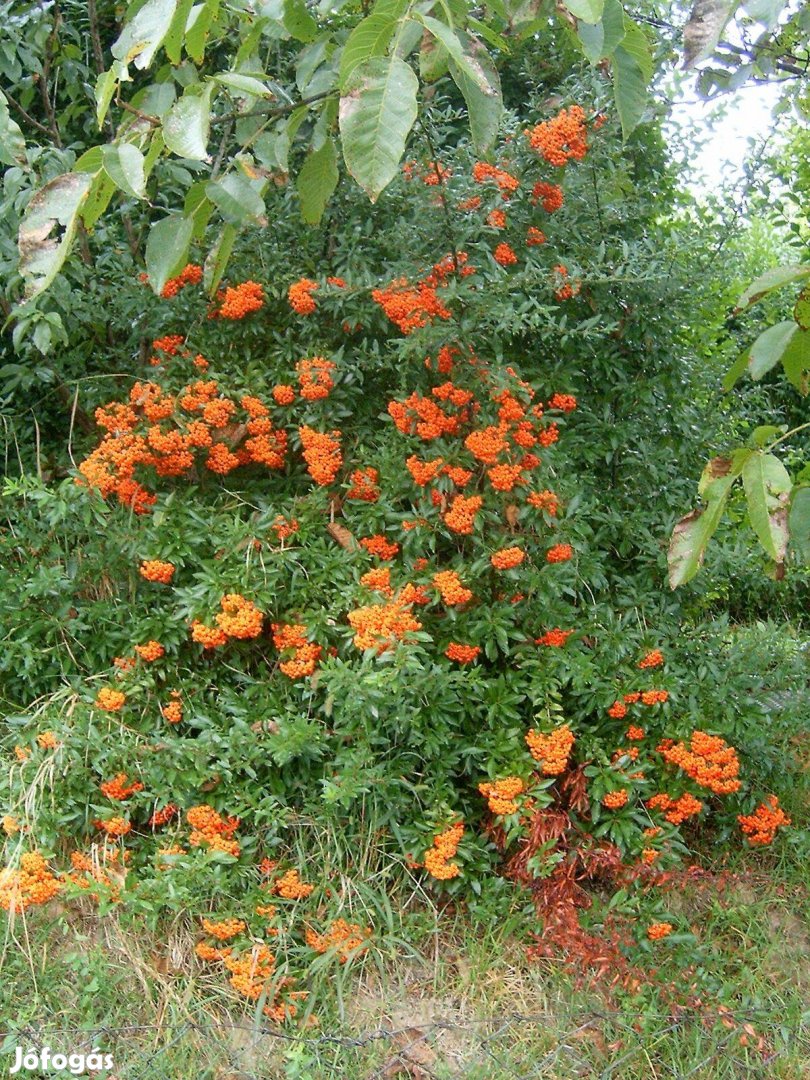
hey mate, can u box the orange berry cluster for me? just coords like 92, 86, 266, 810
527, 489, 559, 514
134, 640, 164, 662
535, 628, 572, 647
297, 356, 335, 400
213, 280, 264, 319
97, 816, 131, 837
360, 534, 400, 560
433, 570, 473, 606
525, 724, 574, 775
423, 823, 464, 880
602, 789, 629, 810
148, 803, 178, 827
638, 649, 664, 669
95, 687, 126, 712
299, 426, 342, 485
738, 795, 790, 845
36, 731, 59, 749
494, 242, 518, 267
272, 623, 323, 679
288, 277, 319, 314
139, 559, 175, 583
657, 731, 741, 794
531, 181, 564, 212
347, 467, 380, 501
443, 494, 483, 535
187, 805, 240, 857
201, 917, 246, 940
471, 162, 519, 196
546, 543, 573, 563
348, 598, 422, 653
487, 209, 507, 229
0, 852, 62, 911
525, 106, 588, 166
445, 642, 480, 663
305, 919, 371, 962
490, 546, 525, 570
100, 773, 144, 801
647, 792, 704, 825
272, 868, 314, 899
478, 777, 526, 816
371, 276, 452, 335
647, 922, 673, 941
191, 594, 263, 649
526, 226, 546, 246
161, 263, 202, 299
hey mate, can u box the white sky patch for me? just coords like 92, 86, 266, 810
667, 78, 786, 194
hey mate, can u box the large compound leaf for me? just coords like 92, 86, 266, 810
18, 173, 93, 299
297, 138, 339, 223
742, 451, 792, 564
164, 85, 213, 160
339, 56, 418, 202
734, 264, 810, 312
612, 20, 652, 140
145, 214, 194, 294
0, 90, 26, 166
683, 0, 740, 68
448, 32, 502, 154
339, 0, 409, 89
111, 0, 179, 69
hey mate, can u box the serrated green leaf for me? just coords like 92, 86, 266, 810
723, 348, 750, 391
214, 73, 274, 97
780, 326, 810, 395
448, 32, 502, 153
163, 85, 213, 160
82, 170, 117, 230
793, 285, 810, 330
283, 0, 318, 41
0, 91, 25, 166
297, 138, 338, 223
206, 174, 267, 224
111, 0, 179, 70
747, 320, 797, 380
186, 0, 220, 63
683, 0, 740, 67
145, 214, 194, 294
18, 172, 93, 300
339, 55, 418, 202
734, 264, 810, 311
95, 62, 127, 129
339, 0, 408, 89
612, 21, 652, 141
563, 0, 603, 24
165, 0, 195, 63
102, 143, 146, 199
419, 17, 493, 92
742, 451, 792, 563
204, 222, 238, 295
788, 487, 810, 564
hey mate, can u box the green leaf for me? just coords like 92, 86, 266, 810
419, 17, 495, 92
165, 0, 195, 63
420, 33, 449, 81
734, 264, 810, 311
780, 326, 810, 395
742, 451, 792, 563
297, 138, 339, 223
283, 0, 318, 41
723, 348, 750, 390
612, 20, 652, 141
206, 174, 267, 224
186, 0, 220, 63
163, 85, 213, 160
788, 487, 810, 565
793, 285, 810, 330
18, 173, 93, 300
577, 20, 605, 64
214, 73, 275, 97
669, 450, 750, 587
339, 56, 418, 202
682, 0, 740, 68
81, 170, 117, 230
563, 0, 604, 24
747, 320, 797, 379
204, 222, 238, 295
111, 0, 179, 69
448, 32, 503, 153
95, 62, 128, 129
339, 0, 408, 90
0, 91, 26, 166
102, 144, 147, 199
145, 214, 194, 294
601, 0, 628, 53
